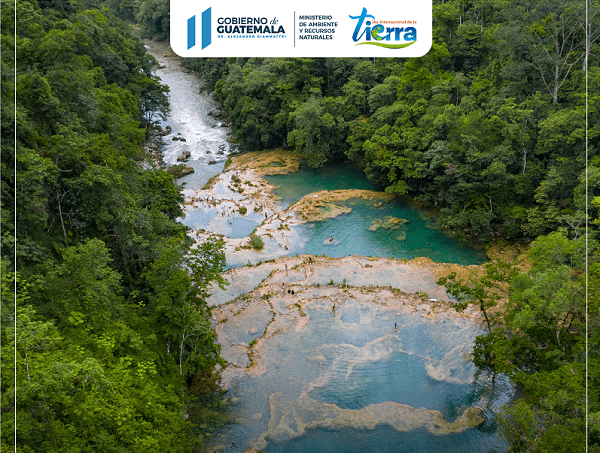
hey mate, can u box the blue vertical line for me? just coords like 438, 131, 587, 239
187, 16, 196, 50
202, 7, 211, 49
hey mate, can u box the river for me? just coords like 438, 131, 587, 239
144, 41, 509, 453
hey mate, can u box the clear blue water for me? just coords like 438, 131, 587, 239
266, 162, 377, 209
267, 162, 487, 266
212, 299, 512, 452
307, 316, 468, 413
180, 208, 260, 239
292, 199, 487, 265
266, 425, 504, 453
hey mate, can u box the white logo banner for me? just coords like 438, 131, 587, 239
170, 0, 432, 57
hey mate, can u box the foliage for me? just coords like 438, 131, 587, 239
250, 234, 264, 250
6, 0, 600, 450
177, 0, 600, 239
137, 0, 171, 40
437, 259, 517, 333
439, 233, 599, 451
167, 164, 194, 178
2, 2, 226, 451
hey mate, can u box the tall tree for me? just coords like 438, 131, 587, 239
500, 0, 599, 103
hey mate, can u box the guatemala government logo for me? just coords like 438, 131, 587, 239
187, 7, 212, 50
350, 7, 416, 49
187, 7, 286, 48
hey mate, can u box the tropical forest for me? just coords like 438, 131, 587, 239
1, 0, 599, 452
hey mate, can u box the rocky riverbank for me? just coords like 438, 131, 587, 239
141, 125, 168, 169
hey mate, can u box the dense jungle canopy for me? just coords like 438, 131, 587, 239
1, 0, 599, 451
173, 1, 600, 240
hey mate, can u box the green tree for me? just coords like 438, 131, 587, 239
499, 0, 598, 103
449, 232, 599, 451
438, 259, 517, 334
288, 97, 337, 168
144, 236, 226, 379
